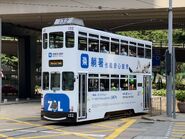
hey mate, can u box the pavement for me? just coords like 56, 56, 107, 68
0, 101, 185, 139
137, 113, 185, 139
142, 112, 185, 122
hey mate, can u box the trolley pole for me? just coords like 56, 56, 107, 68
166, 0, 173, 117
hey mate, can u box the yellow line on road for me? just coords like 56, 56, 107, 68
105, 119, 136, 139
85, 129, 114, 134
0, 134, 14, 139
93, 123, 116, 129
175, 122, 185, 125
1, 117, 95, 139
171, 135, 185, 138
173, 129, 185, 132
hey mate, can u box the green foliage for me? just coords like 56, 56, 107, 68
152, 89, 166, 96
117, 29, 185, 44
1, 54, 18, 70
176, 90, 185, 102
117, 30, 167, 43
173, 29, 185, 43
153, 89, 185, 102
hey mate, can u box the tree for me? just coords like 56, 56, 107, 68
117, 30, 168, 44
1, 54, 18, 71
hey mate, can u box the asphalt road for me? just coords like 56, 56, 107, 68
0, 102, 184, 139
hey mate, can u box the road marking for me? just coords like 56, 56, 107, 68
17, 133, 69, 139
173, 129, 185, 132
85, 129, 114, 134
0, 133, 15, 139
1, 117, 95, 139
105, 119, 136, 139
93, 123, 116, 129
171, 135, 185, 138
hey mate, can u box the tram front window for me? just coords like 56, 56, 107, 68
62, 72, 74, 91
66, 31, 74, 48
49, 32, 63, 48
51, 72, 60, 90
43, 33, 48, 49
42, 72, 49, 90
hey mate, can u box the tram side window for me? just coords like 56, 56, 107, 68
43, 33, 47, 49
111, 39, 119, 55
100, 40, 109, 53
111, 75, 119, 91
137, 43, 144, 58
129, 45, 136, 57
66, 31, 74, 48
129, 75, 137, 90
78, 36, 87, 51
62, 72, 74, 91
120, 75, 128, 90
49, 32, 63, 48
88, 76, 99, 92
88, 38, 99, 52
100, 74, 109, 91
42, 72, 49, 90
51, 72, 60, 90
145, 48, 151, 59
138, 47, 144, 58
120, 43, 128, 56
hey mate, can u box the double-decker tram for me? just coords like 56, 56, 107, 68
41, 18, 152, 122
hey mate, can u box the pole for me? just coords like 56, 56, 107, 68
166, 0, 173, 117
172, 47, 176, 119
0, 18, 2, 103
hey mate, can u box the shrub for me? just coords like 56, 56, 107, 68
176, 90, 185, 102
152, 89, 166, 96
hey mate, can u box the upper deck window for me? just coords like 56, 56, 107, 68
49, 32, 63, 48
129, 42, 136, 57
43, 33, 47, 49
100, 36, 109, 53
66, 31, 74, 48
78, 32, 87, 51
145, 48, 151, 59
88, 38, 99, 52
111, 38, 119, 55
138, 43, 144, 58
120, 41, 128, 56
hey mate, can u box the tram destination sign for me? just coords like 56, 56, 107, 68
49, 60, 63, 67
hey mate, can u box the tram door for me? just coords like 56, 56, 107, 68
143, 75, 151, 110
78, 73, 87, 119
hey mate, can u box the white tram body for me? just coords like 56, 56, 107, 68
41, 18, 152, 122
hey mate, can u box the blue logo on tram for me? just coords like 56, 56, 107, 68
48, 52, 52, 58
81, 54, 89, 68
44, 94, 69, 112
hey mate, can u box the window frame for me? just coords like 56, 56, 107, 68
50, 72, 61, 91
65, 31, 74, 48
49, 32, 64, 49
62, 72, 75, 91
43, 33, 48, 49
